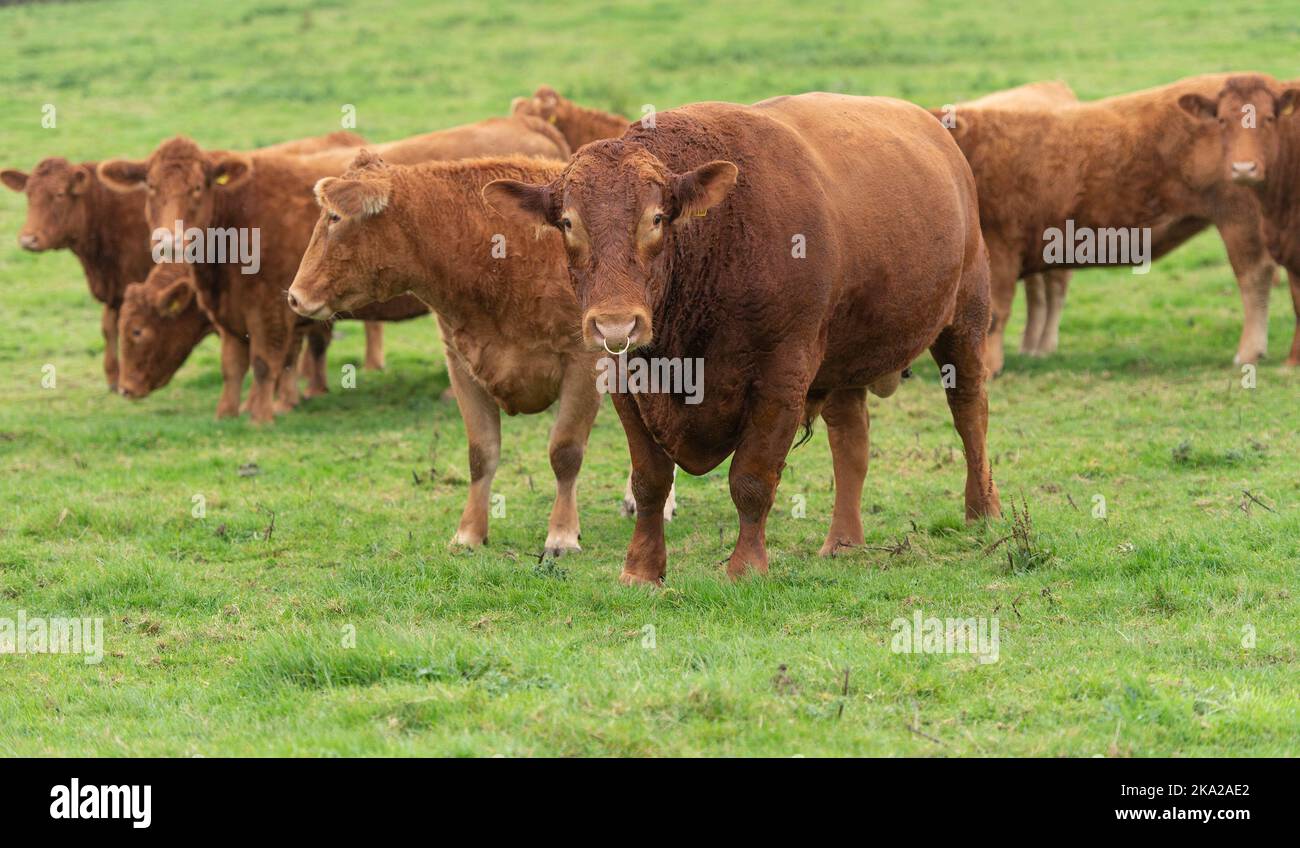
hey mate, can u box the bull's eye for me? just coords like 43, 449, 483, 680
561, 217, 572, 231
131, 329, 142, 339
652, 213, 664, 227
328, 212, 341, 224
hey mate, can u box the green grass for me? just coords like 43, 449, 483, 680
1, 0, 1298, 756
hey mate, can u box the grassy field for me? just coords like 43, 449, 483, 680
1, 0, 1298, 756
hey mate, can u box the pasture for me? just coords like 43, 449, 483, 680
0, 0, 1297, 756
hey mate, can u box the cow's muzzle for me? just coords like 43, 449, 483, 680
585, 308, 652, 353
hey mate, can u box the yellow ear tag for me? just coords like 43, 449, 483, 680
169, 299, 183, 314
548, 115, 558, 124
1283, 102, 1295, 117
215, 173, 230, 185
692, 210, 707, 218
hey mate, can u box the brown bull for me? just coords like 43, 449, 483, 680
486, 93, 1002, 583
1179, 75, 1300, 366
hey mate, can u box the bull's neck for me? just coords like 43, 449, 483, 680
559, 102, 631, 148
72, 171, 143, 306
1256, 129, 1300, 243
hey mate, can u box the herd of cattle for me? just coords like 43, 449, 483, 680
4, 73, 1298, 583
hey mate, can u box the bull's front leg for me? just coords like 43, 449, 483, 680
542, 364, 601, 556
1216, 211, 1277, 365
101, 304, 120, 392
611, 392, 676, 586
818, 387, 868, 557
725, 387, 804, 580
446, 352, 501, 548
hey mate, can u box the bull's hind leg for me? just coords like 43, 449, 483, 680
1020, 273, 1047, 355
621, 466, 677, 520
1287, 267, 1300, 367
300, 323, 331, 398
930, 322, 1001, 521
819, 387, 868, 557
542, 364, 601, 557
446, 352, 501, 548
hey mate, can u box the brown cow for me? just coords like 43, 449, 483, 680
286, 151, 678, 554
942, 82, 1077, 357
97, 117, 567, 422
117, 263, 212, 397
485, 93, 1002, 583
511, 85, 632, 151
1, 131, 366, 392
935, 73, 1277, 374
1178, 75, 1300, 366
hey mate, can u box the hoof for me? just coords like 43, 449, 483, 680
619, 570, 663, 587
450, 530, 486, 549
818, 537, 860, 557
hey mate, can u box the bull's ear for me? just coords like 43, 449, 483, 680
670, 160, 738, 220
153, 276, 195, 316
0, 169, 28, 192
483, 179, 559, 228
209, 153, 252, 189
1178, 93, 1217, 121
1278, 89, 1300, 118
314, 176, 391, 218
97, 158, 148, 192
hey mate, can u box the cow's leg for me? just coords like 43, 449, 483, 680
274, 327, 304, 415
819, 386, 868, 557
930, 321, 1001, 521
216, 331, 249, 419
612, 394, 676, 585
300, 323, 331, 398
446, 353, 500, 548
542, 365, 600, 556
1287, 267, 1300, 367
621, 467, 677, 521
725, 384, 806, 580
1038, 269, 1070, 356
363, 321, 385, 371
245, 323, 286, 426
1019, 273, 1047, 355
101, 304, 120, 392
1217, 214, 1277, 365
983, 244, 1022, 377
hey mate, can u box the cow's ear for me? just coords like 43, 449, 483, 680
209, 154, 252, 190
483, 179, 559, 228
0, 169, 28, 192
97, 159, 148, 192
1178, 93, 1217, 121
1278, 89, 1300, 118
68, 166, 91, 196
314, 176, 391, 218
153, 276, 195, 316
670, 160, 738, 220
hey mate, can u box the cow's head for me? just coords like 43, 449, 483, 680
117, 263, 209, 398
287, 150, 397, 319
1179, 76, 1300, 186
98, 136, 252, 257
1, 158, 96, 251
510, 85, 563, 124
483, 140, 737, 353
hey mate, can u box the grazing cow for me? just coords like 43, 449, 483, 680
940, 82, 1078, 357
1178, 75, 1300, 366
96, 117, 567, 422
286, 151, 677, 554
935, 74, 1277, 374
0, 131, 366, 392
485, 93, 1002, 583
511, 85, 632, 151
117, 263, 212, 397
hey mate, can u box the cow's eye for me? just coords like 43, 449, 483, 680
131, 329, 142, 339
328, 212, 341, 224
561, 217, 572, 230
652, 213, 664, 227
